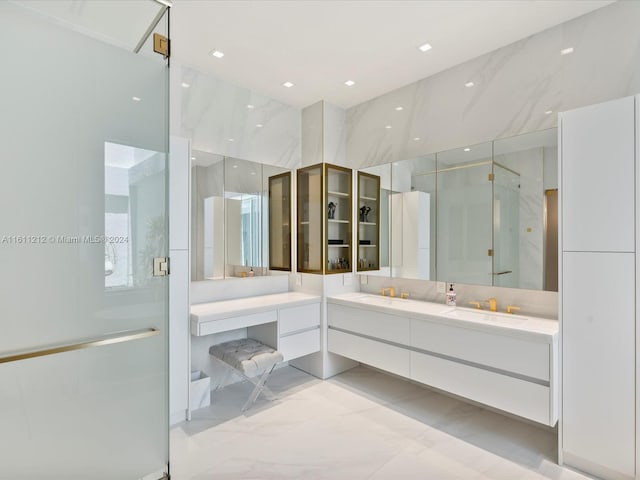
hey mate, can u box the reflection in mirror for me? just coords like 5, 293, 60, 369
358, 164, 391, 276
266, 168, 291, 271
224, 157, 262, 278
436, 142, 493, 286
191, 151, 224, 281
391, 154, 436, 280
191, 151, 289, 281
493, 128, 557, 291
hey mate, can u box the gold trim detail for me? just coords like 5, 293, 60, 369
488, 249, 494, 257
153, 33, 170, 57
0, 328, 160, 364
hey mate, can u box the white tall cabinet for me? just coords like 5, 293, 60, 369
559, 96, 637, 480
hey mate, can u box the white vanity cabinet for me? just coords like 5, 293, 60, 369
559, 95, 638, 480
190, 292, 321, 362
278, 303, 321, 361
328, 304, 411, 377
327, 295, 558, 427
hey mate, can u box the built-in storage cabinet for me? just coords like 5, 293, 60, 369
357, 172, 380, 271
560, 95, 638, 480
561, 97, 635, 253
297, 163, 352, 274
297, 164, 323, 273
326, 164, 352, 273
268, 172, 291, 271
327, 300, 558, 427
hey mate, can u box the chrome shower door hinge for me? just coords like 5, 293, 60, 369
153, 257, 170, 276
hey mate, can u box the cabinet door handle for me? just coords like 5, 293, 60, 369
0, 328, 160, 364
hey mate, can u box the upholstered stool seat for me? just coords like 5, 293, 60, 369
209, 338, 283, 411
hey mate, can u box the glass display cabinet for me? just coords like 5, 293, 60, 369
297, 163, 352, 274
357, 171, 380, 271
268, 171, 291, 271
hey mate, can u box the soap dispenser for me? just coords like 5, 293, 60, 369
446, 284, 457, 306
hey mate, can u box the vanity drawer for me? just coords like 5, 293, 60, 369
411, 319, 550, 381
197, 310, 277, 336
328, 303, 410, 344
411, 351, 552, 426
279, 303, 320, 335
328, 329, 410, 378
279, 328, 320, 362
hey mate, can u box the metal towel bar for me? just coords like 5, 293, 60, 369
0, 328, 160, 364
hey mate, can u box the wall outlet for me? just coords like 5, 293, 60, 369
343, 273, 353, 286
295, 273, 302, 286
436, 281, 446, 293
360, 274, 368, 285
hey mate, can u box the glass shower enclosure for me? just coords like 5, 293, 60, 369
0, 1, 170, 478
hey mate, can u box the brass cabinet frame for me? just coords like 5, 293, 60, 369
296, 163, 352, 274
356, 171, 380, 272
268, 171, 292, 271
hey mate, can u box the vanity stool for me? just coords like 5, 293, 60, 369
209, 338, 283, 411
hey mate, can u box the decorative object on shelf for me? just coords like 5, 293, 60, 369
359, 205, 371, 222
359, 240, 371, 245
328, 201, 336, 219
328, 239, 344, 245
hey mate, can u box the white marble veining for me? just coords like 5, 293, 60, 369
329, 292, 557, 342
171, 365, 593, 480
175, 62, 301, 169
346, 1, 640, 169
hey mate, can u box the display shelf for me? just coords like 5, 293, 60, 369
357, 171, 380, 272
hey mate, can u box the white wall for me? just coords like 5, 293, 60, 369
346, 1, 640, 168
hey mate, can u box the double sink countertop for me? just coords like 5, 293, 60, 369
328, 292, 558, 343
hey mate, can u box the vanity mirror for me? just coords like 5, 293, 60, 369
191, 151, 290, 280
381, 128, 557, 291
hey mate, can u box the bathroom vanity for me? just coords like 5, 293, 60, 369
327, 293, 558, 427
190, 291, 321, 362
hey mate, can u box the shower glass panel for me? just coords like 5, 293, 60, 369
436, 143, 493, 286
0, 2, 170, 478
492, 164, 520, 288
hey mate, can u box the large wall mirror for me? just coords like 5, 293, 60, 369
364, 127, 558, 292
191, 151, 289, 281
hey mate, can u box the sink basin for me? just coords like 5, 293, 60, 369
442, 307, 528, 323
350, 294, 407, 306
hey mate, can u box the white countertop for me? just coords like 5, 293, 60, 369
191, 291, 321, 324
328, 292, 558, 342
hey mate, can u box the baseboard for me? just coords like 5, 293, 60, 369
562, 451, 634, 480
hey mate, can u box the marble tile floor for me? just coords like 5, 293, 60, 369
170, 365, 595, 480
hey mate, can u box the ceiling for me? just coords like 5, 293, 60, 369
171, 0, 615, 109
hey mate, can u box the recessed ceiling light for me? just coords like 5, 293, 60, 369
282, 81, 294, 88
345, 80, 355, 87
232, 165, 238, 169
132, 96, 141, 102
560, 47, 574, 55
250, 172, 256, 175
181, 82, 190, 88
418, 43, 432, 52
395, 106, 404, 111
385, 125, 392, 129
545, 110, 553, 115
413, 137, 421, 141
464, 148, 471, 152
228, 138, 235, 142
464, 82, 475, 88
210, 49, 224, 59
256, 124, 264, 128
191, 156, 196, 160
247, 104, 255, 109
